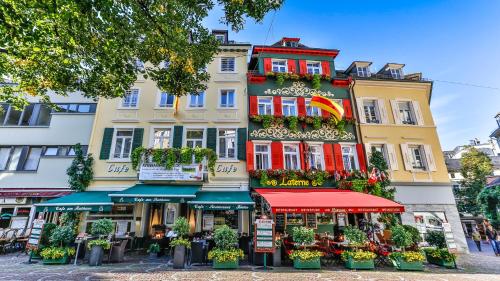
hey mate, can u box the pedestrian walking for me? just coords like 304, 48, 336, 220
471, 227, 482, 252
485, 225, 499, 256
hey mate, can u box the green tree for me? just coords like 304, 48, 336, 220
368, 147, 394, 200
0, 0, 282, 108
477, 185, 500, 228
454, 147, 493, 216
66, 143, 93, 192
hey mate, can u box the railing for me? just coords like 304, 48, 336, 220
351, 72, 430, 82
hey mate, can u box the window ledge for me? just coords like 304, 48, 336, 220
51, 113, 95, 115
117, 107, 139, 110
217, 71, 238, 74
107, 159, 132, 163
216, 107, 239, 110
185, 108, 207, 111
0, 171, 38, 174
0, 126, 50, 128
154, 107, 174, 110
217, 159, 240, 163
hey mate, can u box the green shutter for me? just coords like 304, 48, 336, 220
173, 126, 183, 148
237, 128, 247, 160
99, 128, 114, 160
206, 128, 217, 152
132, 128, 144, 150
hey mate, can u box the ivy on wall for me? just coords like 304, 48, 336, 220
250, 114, 354, 132
66, 143, 94, 192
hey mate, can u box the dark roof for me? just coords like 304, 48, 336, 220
486, 176, 500, 188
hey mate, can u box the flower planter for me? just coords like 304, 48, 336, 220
345, 256, 375, 270
213, 259, 239, 269
42, 255, 69, 265
293, 258, 321, 269
426, 254, 455, 268
173, 245, 186, 269
88, 245, 104, 266
273, 248, 282, 267
391, 257, 424, 271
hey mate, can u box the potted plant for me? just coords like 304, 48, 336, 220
171, 217, 190, 269
31, 223, 57, 260
147, 243, 161, 259
207, 225, 243, 269
389, 225, 425, 271
289, 226, 322, 269
341, 226, 375, 269
40, 225, 76, 264
273, 236, 282, 267
88, 218, 113, 266
424, 231, 456, 268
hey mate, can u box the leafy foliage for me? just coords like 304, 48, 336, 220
207, 248, 243, 263
0, 0, 282, 108
389, 251, 425, 263
343, 226, 368, 247
402, 225, 423, 246
377, 213, 398, 228
424, 248, 456, 262
454, 147, 494, 215
147, 243, 161, 254
390, 225, 413, 250
290, 249, 323, 261
213, 225, 238, 250
341, 250, 376, 261
87, 239, 111, 250
170, 237, 191, 249
425, 231, 447, 249
173, 217, 190, 238
292, 226, 315, 247
90, 219, 114, 237
49, 226, 75, 247
40, 247, 75, 260
66, 143, 93, 192
368, 147, 394, 200
477, 186, 500, 228
40, 223, 57, 247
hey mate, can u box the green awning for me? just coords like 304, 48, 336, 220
188, 191, 254, 210
35, 191, 113, 212
109, 184, 199, 203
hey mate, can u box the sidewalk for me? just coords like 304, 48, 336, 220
466, 237, 498, 256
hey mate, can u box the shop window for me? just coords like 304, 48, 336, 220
122, 89, 139, 108
341, 145, 358, 171
258, 98, 273, 115
153, 128, 171, 149
112, 129, 134, 159
306, 61, 321, 75
414, 211, 447, 240
218, 129, 236, 159
283, 144, 300, 170
254, 144, 271, 170
202, 210, 238, 231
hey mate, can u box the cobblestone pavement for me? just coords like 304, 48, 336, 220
0, 253, 499, 281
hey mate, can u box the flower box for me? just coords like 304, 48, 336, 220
391, 257, 424, 271
213, 259, 239, 269
42, 255, 69, 265
425, 253, 455, 268
345, 256, 375, 270
293, 257, 321, 269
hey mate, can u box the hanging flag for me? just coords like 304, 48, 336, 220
173, 96, 180, 115
310, 95, 344, 121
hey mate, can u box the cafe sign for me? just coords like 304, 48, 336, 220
272, 207, 405, 213
36, 205, 111, 212
254, 218, 275, 253
190, 203, 253, 211
113, 196, 183, 203
139, 163, 202, 181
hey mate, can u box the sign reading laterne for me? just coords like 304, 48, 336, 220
254, 218, 275, 253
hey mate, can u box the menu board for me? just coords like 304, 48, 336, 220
286, 213, 304, 225
442, 223, 457, 251
254, 218, 274, 253
26, 219, 45, 250
306, 213, 317, 229
317, 213, 333, 225
274, 213, 285, 233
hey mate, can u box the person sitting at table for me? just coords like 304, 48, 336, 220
166, 227, 177, 239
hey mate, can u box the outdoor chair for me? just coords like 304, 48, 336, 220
109, 239, 128, 263
0, 229, 17, 254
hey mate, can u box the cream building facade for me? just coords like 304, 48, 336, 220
346, 62, 468, 252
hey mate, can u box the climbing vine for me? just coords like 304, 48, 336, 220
250, 114, 354, 133
66, 143, 93, 192
131, 147, 218, 175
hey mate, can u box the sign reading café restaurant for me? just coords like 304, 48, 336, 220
191, 204, 251, 210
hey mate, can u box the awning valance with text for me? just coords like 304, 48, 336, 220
108, 184, 199, 203
35, 191, 113, 212
188, 191, 254, 210
255, 189, 405, 213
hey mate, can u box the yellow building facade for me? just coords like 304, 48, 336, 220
347, 62, 467, 252
83, 32, 252, 241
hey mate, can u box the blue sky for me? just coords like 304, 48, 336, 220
204, 0, 500, 150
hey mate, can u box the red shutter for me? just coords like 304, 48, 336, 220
297, 97, 306, 117
299, 60, 307, 75
288, 59, 297, 73
299, 142, 306, 170
322, 109, 331, 119
263, 58, 272, 73
246, 141, 254, 171
323, 143, 335, 172
273, 96, 282, 117
343, 99, 353, 120
271, 141, 284, 170
333, 144, 344, 172
249, 96, 258, 116
321, 61, 331, 77
356, 144, 367, 172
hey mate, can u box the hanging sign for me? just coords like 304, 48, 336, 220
26, 219, 45, 250
254, 218, 275, 253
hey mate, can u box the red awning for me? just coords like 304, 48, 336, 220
0, 188, 72, 198
255, 189, 405, 213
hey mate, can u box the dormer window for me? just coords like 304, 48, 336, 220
356, 66, 370, 77
285, 41, 298, 47
215, 34, 226, 43
390, 68, 403, 79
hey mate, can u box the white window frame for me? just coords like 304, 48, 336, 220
220, 57, 236, 73
283, 143, 300, 170
390, 68, 403, 79
340, 144, 359, 171
218, 89, 236, 109
157, 92, 175, 108
305, 99, 321, 117
397, 101, 416, 125
271, 59, 287, 73
282, 98, 298, 117
187, 92, 205, 109
306, 61, 322, 75
149, 126, 173, 149
110, 128, 135, 160
183, 127, 206, 148
216, 128, 237, 160
258, 97, 273, 115
409, 145, 427, 171
120, 89, 140, 109
363, 99, 380, 124
356, 66, 370, 77
254, 142, 271, 170
215, 34, 225, 43
307, 143, 325, 171
370, 143, 389, 165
